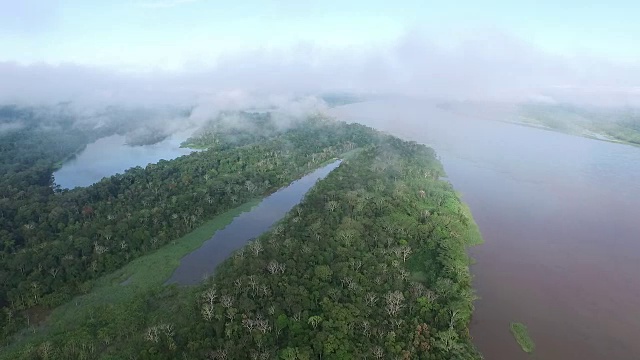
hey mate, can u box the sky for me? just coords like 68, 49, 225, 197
1, 0, 640, 106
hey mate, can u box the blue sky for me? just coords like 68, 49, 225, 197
2, 0, 639, 70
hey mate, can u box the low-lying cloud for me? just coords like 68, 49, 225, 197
2, 30, 640, 109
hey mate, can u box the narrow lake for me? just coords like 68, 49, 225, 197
331, 99, 640, 360
53, 131, 195, 189
166, 160, 342, 285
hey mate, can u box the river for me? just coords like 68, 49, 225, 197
53, 131, 195, 189
166, 160, 342, 285
331, 99, 640, 360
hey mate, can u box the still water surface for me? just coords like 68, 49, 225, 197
167, 160, 342, 285
332, 99, 640, 360
54, 131, 195, 189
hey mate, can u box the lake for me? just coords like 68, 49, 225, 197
331, 99, 640, 360
53, 131, 195, 189
166, 160, 342, 285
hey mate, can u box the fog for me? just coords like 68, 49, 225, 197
4, 31, 640, 103
1, 30, 639, 136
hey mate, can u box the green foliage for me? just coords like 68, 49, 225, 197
510, 322, 535, 353
520, 103, 640, 146
320, 93, 364, 107
314, 265, 333, 281
0, 113, 377, 344
180, 111, 284, 150
1, 112, 483, 359
459, 202, 483, 246
0, 201, 266, 359
174, 137, 481, 359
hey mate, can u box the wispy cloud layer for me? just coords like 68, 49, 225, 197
1, 31, 639, 108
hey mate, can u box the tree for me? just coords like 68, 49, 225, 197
314, 265, 332, 281
307, 315, 322, 329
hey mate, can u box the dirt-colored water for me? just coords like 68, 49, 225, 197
332, 99, 640, 360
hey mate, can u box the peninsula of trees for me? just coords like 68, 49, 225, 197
0, 108, 482, 359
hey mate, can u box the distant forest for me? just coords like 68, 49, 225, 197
519, 103, 640, 145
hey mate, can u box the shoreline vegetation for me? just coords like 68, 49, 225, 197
502, 117, 638, 147
437, 100, 640, 148
0, 199, 261, 355
510, 322, 535, 353
179, 142, 208, 150
511, 104, 640, 148
2, 115, 372, 342
51, 144, 88, 171
1, 150, 358, 358
458, 199, 483, 246
190, 138, 483, 358
1, 111, 484, 359
1, 152, 359, 358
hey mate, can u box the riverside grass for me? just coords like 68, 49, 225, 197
1, 199, 260, 356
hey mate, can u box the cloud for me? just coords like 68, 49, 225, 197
1, 30, 639, 108
185, 92, 328, 132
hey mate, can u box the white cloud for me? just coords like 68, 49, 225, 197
1, 30, 639, 108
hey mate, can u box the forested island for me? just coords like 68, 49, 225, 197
437, 100, 640, 146
517, 103, 640, 145
0, 107, 482, 359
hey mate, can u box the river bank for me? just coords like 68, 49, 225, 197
0, 199, 260, 357
3, 158, 345, 358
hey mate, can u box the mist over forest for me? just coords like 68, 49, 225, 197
3, 2, 640, 359
2, 27, 640, 146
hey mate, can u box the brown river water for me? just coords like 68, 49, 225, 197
331, 99, 640, 360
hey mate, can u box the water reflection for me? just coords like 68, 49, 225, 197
167, 160, 341, 285
53, 131, 195, 189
